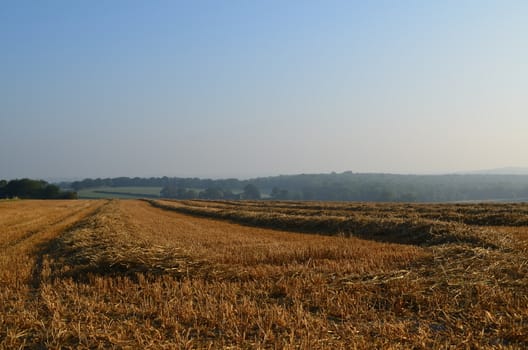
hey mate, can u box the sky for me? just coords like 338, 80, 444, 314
1, 0, 527, 180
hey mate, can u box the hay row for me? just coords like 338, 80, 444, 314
149, 200, 500, 247
49, 201, 212, 279
165, 199, 528, 226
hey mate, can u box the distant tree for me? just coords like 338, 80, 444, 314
160, 185, 178, 198
0, 180, 6, 198
199, 187, 224, 199
378, 188, 395, 202
5, 179, 44, 198
163, 186, 176, 198
185, 189, 198, 199
42, 184, 61, 199
271, 187, 289, 200
222, 189, 241, 200
160, 185, 199, 199
63, 173, 528, 203
58, 191, 78, 199
178, 187, 199, 199
176, 187, 187, 198
301, 187, 315, 200
243, 184, 261, 200
3, 179, 76, 199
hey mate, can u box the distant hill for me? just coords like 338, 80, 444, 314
457, 167, 528, 175
64, 172, 528, 203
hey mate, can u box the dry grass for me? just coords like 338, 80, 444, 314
1, 199, 527, 349
150, 200, 500, 247
0, 200, 106, 348
169, 199, 528, 226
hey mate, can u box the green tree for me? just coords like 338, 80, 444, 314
271, 187, 289, 199
0, 180, 6, 198
200, 187, 224, 199
42, 184, 60, 198
3, 179, 76, 199
243, 184, 261, 199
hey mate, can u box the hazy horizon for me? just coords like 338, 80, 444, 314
26, 166, 528, 185
2, 1, 527, 180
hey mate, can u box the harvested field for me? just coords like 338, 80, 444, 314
160, 199, 528, 226
150, 200, 506, 246
1, 199, 527, 348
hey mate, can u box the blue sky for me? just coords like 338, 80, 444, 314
1, 1, 527, 179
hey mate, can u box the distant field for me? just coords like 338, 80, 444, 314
1, 199, 527, 348
78, 186, 162, 199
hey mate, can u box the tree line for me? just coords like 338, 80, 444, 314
0, 179, 77, 199
68, 177, 244, 192
65, 172, 528, 202
161, 184, 261, 200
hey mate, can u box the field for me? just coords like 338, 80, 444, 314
77, 186, 162, 199
1, 199, 527, 349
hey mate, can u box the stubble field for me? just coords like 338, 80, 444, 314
0, 199, 527, 349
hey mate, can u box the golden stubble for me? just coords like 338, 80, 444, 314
0, 199, 526, 349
